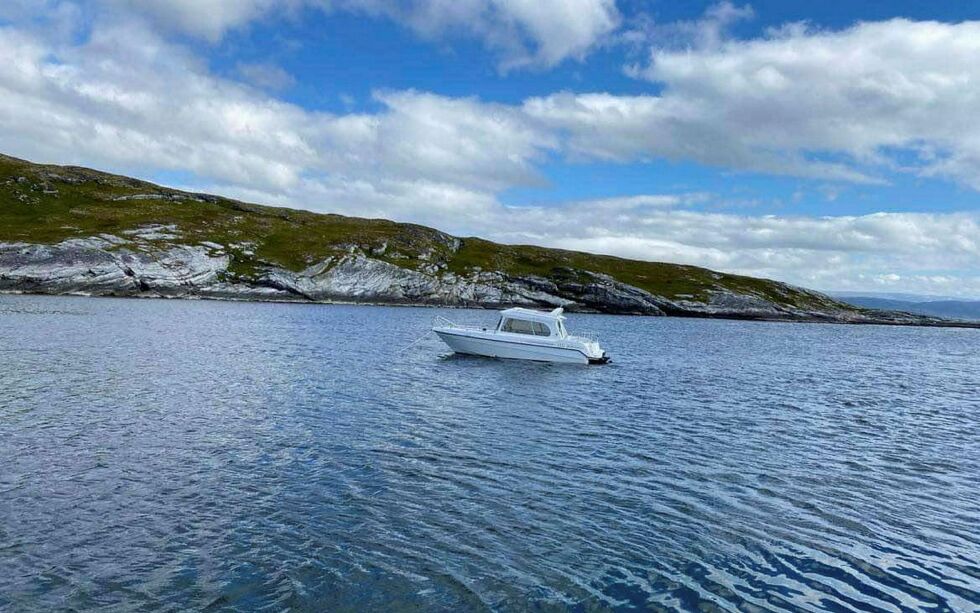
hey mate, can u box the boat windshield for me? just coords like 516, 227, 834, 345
557, 321, 567, 338
501, 318, 551, 337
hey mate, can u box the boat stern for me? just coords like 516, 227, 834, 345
578, 339, 610, 364
588, 351, 611, 364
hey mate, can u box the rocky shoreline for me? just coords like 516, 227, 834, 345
2, 234, 974, 328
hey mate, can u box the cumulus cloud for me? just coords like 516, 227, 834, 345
0, 16, 562, 241
90, 5, 980, 190
105, 0, 286, 41
483, 207, 980, 298
383, 0, 621, 70
0, 22, 322, 190
320, 90, 554, 192
620, 0, 752, 54
523, 92, 881, 183
603, 17, 980, 188
0, 20, 554, 195
97, 0, 619, 68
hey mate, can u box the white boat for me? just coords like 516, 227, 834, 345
432, 307, 610, 364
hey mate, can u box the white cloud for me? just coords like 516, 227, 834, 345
475, 0, 621, 70
0, 20, 554, 194
324, 0, 621, 70
620, 1, 752, 54
85, 4, 980, 188
480, 207, 980, 297
97, 0, 619, 68
523, 92, 881, 183
320, 90, 554, 192
601, 17, 980, 188
104, 0, 297, 41
0, 22, 321, 190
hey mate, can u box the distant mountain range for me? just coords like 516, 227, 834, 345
835, 296, 980, 321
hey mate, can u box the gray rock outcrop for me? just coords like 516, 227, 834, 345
0, 238, 228, 297
0, 235, 968, 326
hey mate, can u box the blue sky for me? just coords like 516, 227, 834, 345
207, 2, 978, 216
0, 0, 978, 297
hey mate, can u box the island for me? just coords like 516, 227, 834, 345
1, 153, 974, 327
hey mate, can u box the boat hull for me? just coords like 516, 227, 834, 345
435, 329, 595, 364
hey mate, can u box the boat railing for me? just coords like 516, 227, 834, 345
433, 315, 486, 331
433, 315, 455, 328
566, 331, 599, 344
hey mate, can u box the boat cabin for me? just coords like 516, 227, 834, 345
496, 307, 568, 339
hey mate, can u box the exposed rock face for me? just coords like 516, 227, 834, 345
554, 271, 669, 315
0, 235, 969, 326
252, 255, 572, 307
0, 238, 228, 297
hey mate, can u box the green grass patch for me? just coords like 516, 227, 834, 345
0, 153, 853, 311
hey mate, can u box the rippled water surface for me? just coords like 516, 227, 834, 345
1, 294, 979, 611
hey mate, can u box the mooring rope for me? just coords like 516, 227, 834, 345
397, 330, 432, 353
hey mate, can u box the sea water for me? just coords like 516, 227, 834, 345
1, 294, 978, 611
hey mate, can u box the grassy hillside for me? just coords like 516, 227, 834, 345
0, 153, 847, 311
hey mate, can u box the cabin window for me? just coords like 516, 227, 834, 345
501, 318, 551, 336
